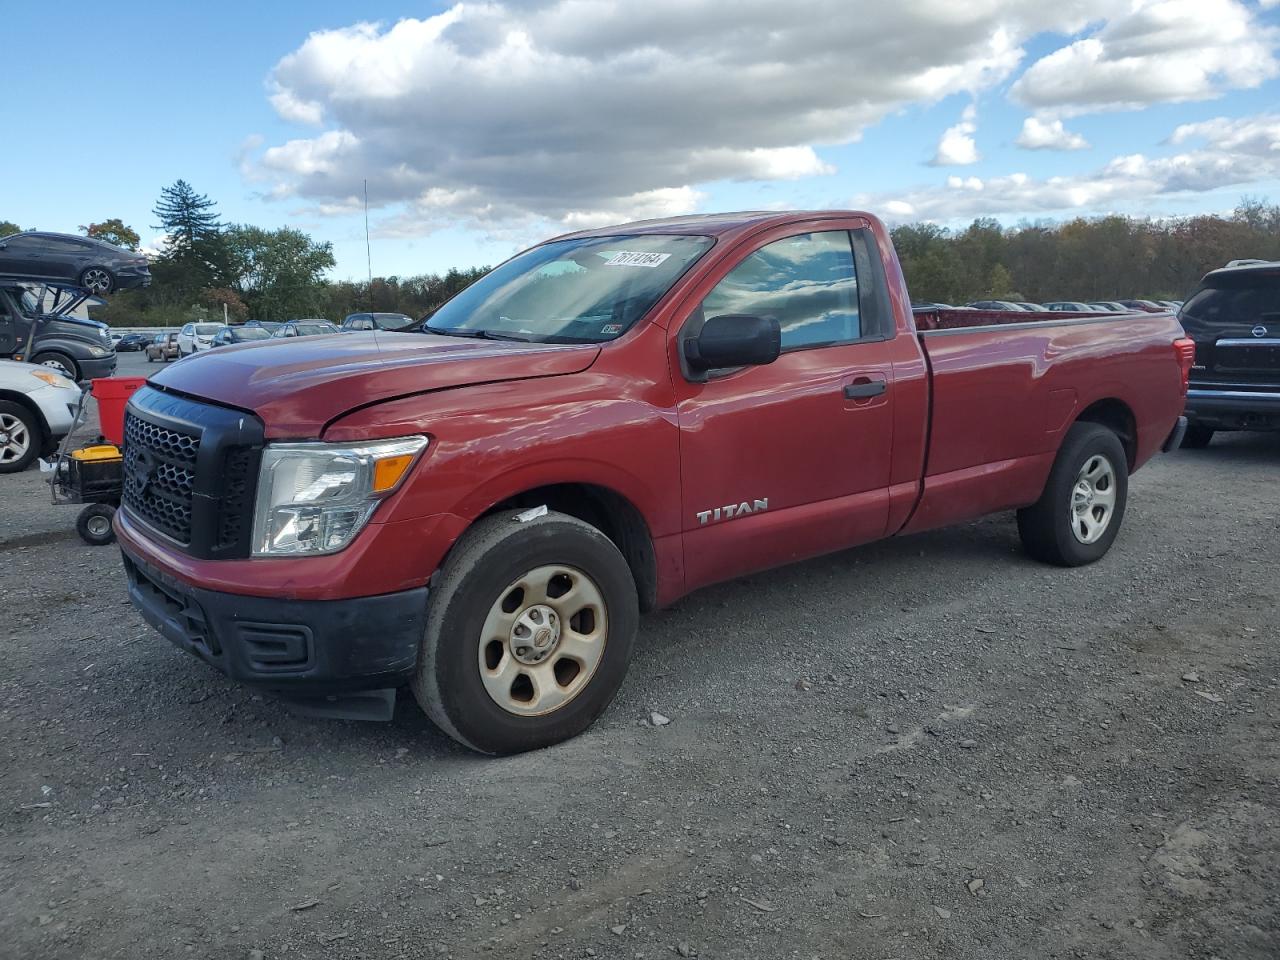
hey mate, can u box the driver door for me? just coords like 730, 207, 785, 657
672, 222, 898, 591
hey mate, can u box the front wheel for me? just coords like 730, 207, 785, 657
412, 510, 638, 755
1017, 422, 1129, 567
0, 401, 41, 473
76, 503, 117, 546
32, 352, 79, 382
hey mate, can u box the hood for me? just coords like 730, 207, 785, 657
149, 331, 601, 438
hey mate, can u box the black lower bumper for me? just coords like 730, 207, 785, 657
78, 354, 118, 380
1185, 387, 1280, 431
121, 549, 427, 700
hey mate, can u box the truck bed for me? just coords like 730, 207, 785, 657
901, 308, 1184, 534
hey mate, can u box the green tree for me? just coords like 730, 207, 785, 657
224, 224, 336, 319
0, 219, 23, 237
151, 180, 230, 296
80, 218, 141, 250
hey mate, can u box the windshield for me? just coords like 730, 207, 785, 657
194, 324, 222, 335
235, 327, 271, 340
373, 313, 413, 329
298, 323, 335, 335
426, 234, 713, 343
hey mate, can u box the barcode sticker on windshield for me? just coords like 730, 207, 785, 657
605, 251, 671, 268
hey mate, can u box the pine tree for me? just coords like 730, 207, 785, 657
152, 180, 222, 256
151, 180, 229, 294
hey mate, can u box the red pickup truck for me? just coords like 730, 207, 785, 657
116, 211, 1193, 753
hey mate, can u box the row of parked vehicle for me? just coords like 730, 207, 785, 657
113, 312, 420, 362
915, 299, 1185, 313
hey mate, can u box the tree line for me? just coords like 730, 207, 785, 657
892, 199, 1280, 305
5, 191, 1280, 327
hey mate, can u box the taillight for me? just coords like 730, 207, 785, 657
1173, 337, 1195, 394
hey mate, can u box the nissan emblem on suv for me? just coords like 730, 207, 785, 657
1254, 325, 1268, 337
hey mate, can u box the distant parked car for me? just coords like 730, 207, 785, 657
1088, 301, 1127, 312
145, 332, 180, 362
115, 333, 151, 352
210, 325, 272, 348
243, 320, 282, 334
967, 300, 1026, 311
0, 231, 151, 294
1118, 300, 1165, 313
341, 312, 416, 332
1014, 302, 1048, 311
270, 319, 340, 339
1044, 301, 1101, 313
177, 322, 226, 356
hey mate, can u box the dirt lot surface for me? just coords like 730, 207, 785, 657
2, 356, 1278, 959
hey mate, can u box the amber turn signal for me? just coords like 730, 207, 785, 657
373, 454, 415, 493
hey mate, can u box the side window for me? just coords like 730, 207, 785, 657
699, 231, 861, 350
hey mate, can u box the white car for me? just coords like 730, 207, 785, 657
177, 322, 227, 356
0, 359, 80, 472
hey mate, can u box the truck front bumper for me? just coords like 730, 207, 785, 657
120, 546, 427, 715
1185, 387, 1280, 431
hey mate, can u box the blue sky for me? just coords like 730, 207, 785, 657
5, 1, 1280, 280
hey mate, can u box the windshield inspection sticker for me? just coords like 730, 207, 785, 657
605, 251, 671, 268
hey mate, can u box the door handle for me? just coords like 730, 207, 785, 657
843, 380, 887, 399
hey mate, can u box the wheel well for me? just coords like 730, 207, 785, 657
1076, 399, 1136, 468
481, 483, 659, 612
0, 389, 51, 447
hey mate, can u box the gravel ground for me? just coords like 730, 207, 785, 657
2, 352, 1278, 959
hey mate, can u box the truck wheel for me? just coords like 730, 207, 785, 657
0, 401, 41, 473
76, 503, 117, 546
1181, 425, 1214, 449
412, 510, 639, 755
1017, 422, 1129, 567
33, 352, 80, 382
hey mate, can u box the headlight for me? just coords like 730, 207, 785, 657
30, 370, 76, 389
87, 345, 108, 357
251, 436, 429, 556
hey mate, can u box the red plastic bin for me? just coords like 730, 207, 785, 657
90, 377, 146, 448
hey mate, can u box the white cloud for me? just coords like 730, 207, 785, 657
1012, 0, 1279, 115
1016, 117, 1090, 150
930, 104, 981, 166
253, 1, 1126, 232
874, 112, 1280, 220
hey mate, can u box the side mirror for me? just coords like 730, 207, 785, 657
684, 314, 781, 373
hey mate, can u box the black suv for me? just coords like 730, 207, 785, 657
341, 312, 416, 332
0, 231, 151, 294
1180, 260, 1280, 447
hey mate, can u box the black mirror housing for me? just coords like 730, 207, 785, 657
685, 314, 781, 373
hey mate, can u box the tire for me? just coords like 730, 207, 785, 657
76, 504, 117, 546
0, 400, 42, 473
146, 353, 154, 362
1181, 425, 1214, 449
412, 510, 639, 755
75, 504, 118, 547
1017, 422, 1129, 567
79, 267, 114, 295
32, 352, 79, 382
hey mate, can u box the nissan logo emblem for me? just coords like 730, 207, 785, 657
1253, 325, 1269, 338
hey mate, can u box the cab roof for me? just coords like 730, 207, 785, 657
551, 210, 875, 243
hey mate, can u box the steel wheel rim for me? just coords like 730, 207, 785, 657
41, 358, 73, 378
477, 564, 608, 717
0, 413, 30, 462
86, 514, 111, 537
83, 269, 109, 292
1070, 453, 1117, 544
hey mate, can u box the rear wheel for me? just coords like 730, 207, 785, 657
1017, 422, 1129, 567
0, 401, 41, 473
1181, 425, 1214, 449
412, 510, 638, 754
79, 267, 114, 294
